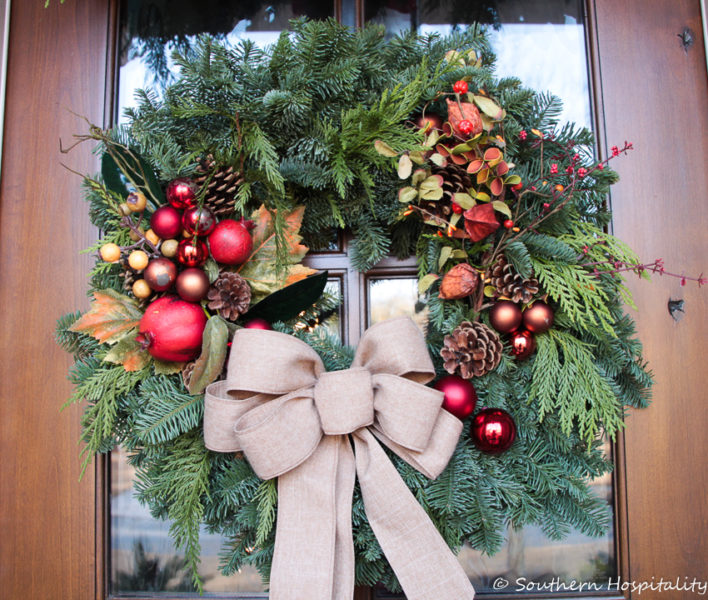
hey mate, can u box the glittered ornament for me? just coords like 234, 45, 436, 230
208, 218, 254, 265
434, 375, 477, 420
489, 300, 522, 334
150, 206, 183, 240
510, 329, 536, 360
182, 206, 216, 237
471, 408, 516, 454
522, 301, 554, 333
166, 178, 197, 209
177, 238, 209, 267
144, 258, 177, 291
176, 268, 210, 302
243, 318, 272, 330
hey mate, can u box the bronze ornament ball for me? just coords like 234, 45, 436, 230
489, 300, 523, 333
522, 301, 555, 333
144, 258, 177, 292
176, 268, 210, 302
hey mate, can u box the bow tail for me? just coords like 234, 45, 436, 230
353, 428, 475, 600
270, 435, 356, 600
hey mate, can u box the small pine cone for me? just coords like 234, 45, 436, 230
489, 255, 539, 304
120, 265, 138, 294
422, 164, 474, 218
441, 321, 503, 378
182, 361, 195, 389
193, 155, 244, 218
207, 271, 252, 321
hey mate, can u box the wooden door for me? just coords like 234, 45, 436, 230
0, 1, 705, 599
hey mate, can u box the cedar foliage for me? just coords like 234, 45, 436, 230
57, 20, 653, 592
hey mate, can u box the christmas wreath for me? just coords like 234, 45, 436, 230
57, 18, 693, 595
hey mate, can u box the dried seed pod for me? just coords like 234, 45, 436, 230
439, 263, 479, 300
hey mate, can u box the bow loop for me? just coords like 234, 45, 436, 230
314, 368, 374, 434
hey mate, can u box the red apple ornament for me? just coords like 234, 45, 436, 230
137, 296, 207, 361
434, 375, 478, 420
208, 218, 254, 265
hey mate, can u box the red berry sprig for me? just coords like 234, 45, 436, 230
453, 80, 468, 94
458, 120, 474, 136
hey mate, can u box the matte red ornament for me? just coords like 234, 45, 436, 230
176, 268, 210, 302
182, 206, 216, 236
463, 203, 500, 242
208, 219, 254, 265
166, 178, 197, 209
489, 300, 522, 334
434, 375, 478, 420
471, 408, 516, 454
143, 258, 177, 291
243, 318, 272, 330
522, 301, 555, 333
177, 238, 209, 267
136, 295, 207, 362
150, 206, 183, 240
510, 329, 536, 360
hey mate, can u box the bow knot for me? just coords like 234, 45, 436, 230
204, 317, 475, 600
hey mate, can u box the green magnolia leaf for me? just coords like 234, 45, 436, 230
418, 273, 439, 294
399, 187, 418, 203
420, 187, 444, 201
153, 359, 185, 375
103, 335, 151, 372
452, 249, 467, 259
203, 258, 220, 284
69, 289, 143, 345
245, 271, 329, 323
425, 129, 440, 147
453, 192, 475, 209
101, 152, 129, 198
409, 151, 426, 165
438, 246, 453, 270
187, 316, 229, 395
475, 191, 491, 202
374, 139, 398, 157
492, 200, 512, 218
411, 169, 427, 186
451, 142, 473, 155
420, 175, 443, 190
398, 154, 413, 179
473, 94, 506, 120
429, 153, 446, 167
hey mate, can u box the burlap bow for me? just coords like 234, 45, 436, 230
204, 317, 475, 600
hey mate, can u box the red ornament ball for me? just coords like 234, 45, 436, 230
137, 295, 207, 362
471, 408, 516, 454
143, 258, 177, 292
453, 80, 468, 94
510, 329, 536, 360
489, 300, 523, 334
434, 375, 478, 420
458, 119, 474, 136
166, 178, 197, 209
208, 219, 254, 265
177, 238, 209, 267
176, 268, 210, 302
182, 206, 216, 236
522, 301, 555, 333
243, 318, 272, 330
150, 206, 183, 240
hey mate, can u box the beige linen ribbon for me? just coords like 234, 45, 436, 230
204, 317, 475, 600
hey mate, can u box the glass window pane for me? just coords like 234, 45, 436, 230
367, 277, 428, 331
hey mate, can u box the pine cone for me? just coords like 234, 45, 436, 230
120, 266, 138, 294
441, 321, 503, 378
422, 164, 474, 218
488, 255, 539, 304
193, 155, 244, 218
182, 361, 195, 389
207, 271, 252, 321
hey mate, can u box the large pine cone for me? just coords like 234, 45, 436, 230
207, 271, 251, 321
488, 255, 539, 304
422, 164, 474, 219
193, 155, 244, 218
441, 321, 503, 378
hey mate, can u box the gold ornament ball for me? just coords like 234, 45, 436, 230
126, 191, 147, 212
145, 228, 160, 246
99, 242, 121, 263
161, 239, 179, 258
132, 279, 152, 299
128, 250, 150, 271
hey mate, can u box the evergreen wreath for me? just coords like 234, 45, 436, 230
57, 19, 682, 593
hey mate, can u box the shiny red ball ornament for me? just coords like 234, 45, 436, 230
522, 301, 555, 333
182, 206, 216, 236
434, 375, 478, 420
177, 238, 209, 267
166, 178, 197, 209
510, 329, 536, 360
243, 318, 272, 330
453, 80, 468, 94
136, 295, 207, 362
471, 408, 516, 454
176, 268, 210, 302
150, 206, 183, 239
143, 258, 177, 291
489, 300, 523, 334
208, 219, 254, 265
